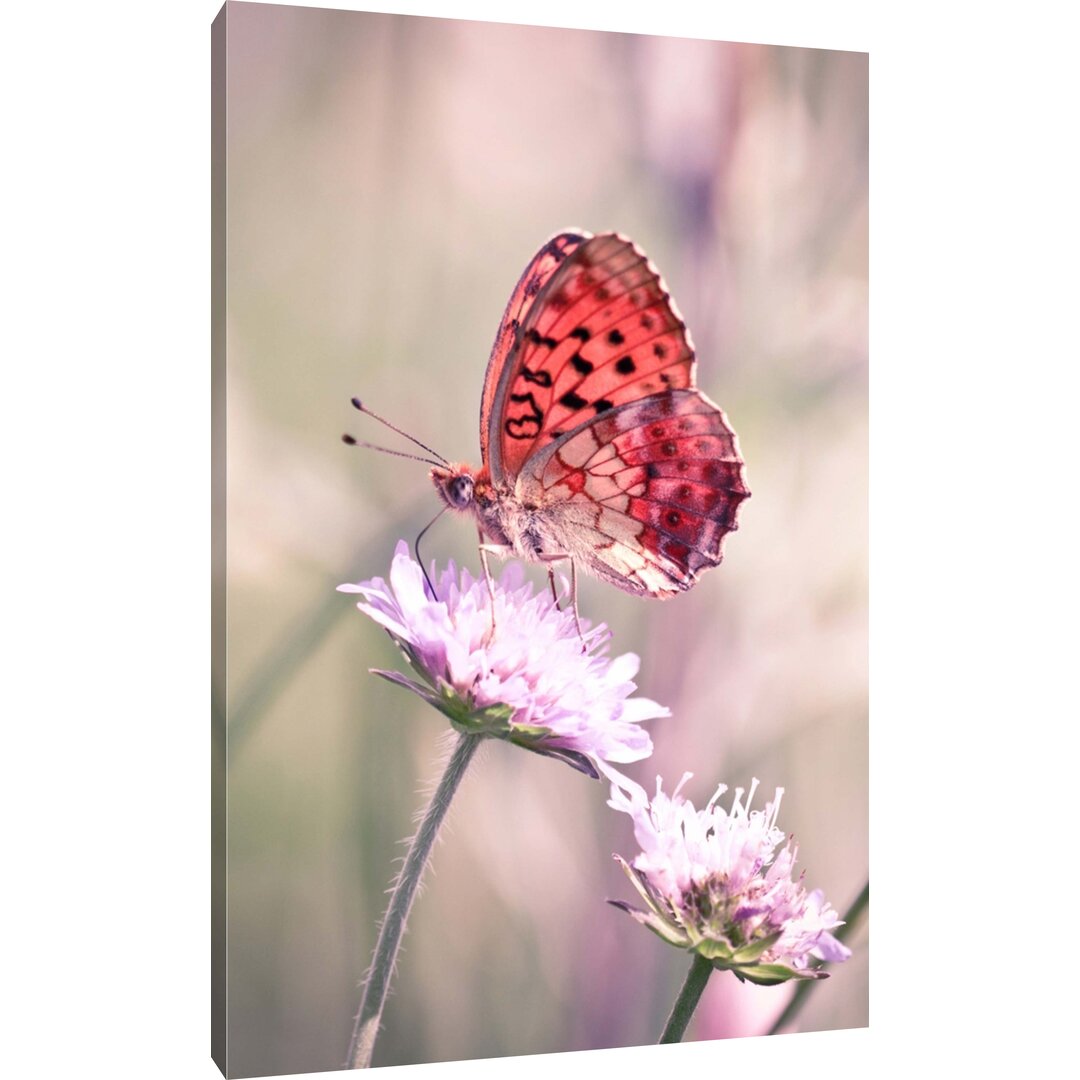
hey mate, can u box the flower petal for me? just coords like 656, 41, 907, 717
610, 773, 853, 975
345, 543, 666, 777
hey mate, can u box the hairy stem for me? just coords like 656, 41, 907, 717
348, 732, 481, 1069
659, 952, 714, 1043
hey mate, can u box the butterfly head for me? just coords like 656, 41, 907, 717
431, 464, 481, 512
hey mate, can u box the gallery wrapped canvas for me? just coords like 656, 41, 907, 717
212, 4, 868, 1076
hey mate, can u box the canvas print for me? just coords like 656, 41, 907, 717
212, 3, 868, 1076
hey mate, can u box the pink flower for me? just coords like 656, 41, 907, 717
339, 542, 668, 778
609, 773, 851, 984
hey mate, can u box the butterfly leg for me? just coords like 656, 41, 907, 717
568, 557, 585, 649
546, 567, 561, 609
478, 537, 514, 638
537, 554, 585, 650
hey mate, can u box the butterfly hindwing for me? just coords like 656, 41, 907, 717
485, 233, 696, 485
517, 390, 750, 596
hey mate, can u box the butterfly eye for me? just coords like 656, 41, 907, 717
448, 475, 474, 509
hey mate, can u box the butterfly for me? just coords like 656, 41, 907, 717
427, 230, 750, 600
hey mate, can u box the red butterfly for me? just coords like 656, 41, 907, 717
427, 230, 750, 600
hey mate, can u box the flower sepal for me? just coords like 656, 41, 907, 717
512, 740, 601, 778
449, 701, 516, 736
372, 669, 447, 711
497, 721, 597, 777
613, 856, 685, 923
694, 931, 825, 984
607, 897, 830, 986
606, 899, 689, 948
724, 961, 828, 987
694, 933, 827, 985
374, 670, 516, 735
609, 855, 692, 946
455, 708, 603, 776
688, 928, 780, 965
373, 667, 605, 778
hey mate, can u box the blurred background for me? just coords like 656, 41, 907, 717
215, 4, 867, 1076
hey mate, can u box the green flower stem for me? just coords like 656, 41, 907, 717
348, 732, 482, 1069
767, 880, 870, 1036
659, 952, 714, 1043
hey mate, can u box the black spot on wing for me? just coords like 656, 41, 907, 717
521, 367, 553, 387
526, 327, 558, 349
505, 392, 544, 440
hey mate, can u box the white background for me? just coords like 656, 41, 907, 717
3, 1, 1076, 1078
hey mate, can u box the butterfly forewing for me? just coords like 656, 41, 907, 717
485, 233, 696, 484
479, 231, 590, 478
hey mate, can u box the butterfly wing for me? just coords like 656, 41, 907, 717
479, 230, 592, 477
482, 232, 696, 486
517, 389, 750, 597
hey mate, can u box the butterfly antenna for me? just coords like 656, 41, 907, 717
351, 397, 449, 466
414, 506, 448, 600
340, 433, 443, 468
